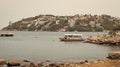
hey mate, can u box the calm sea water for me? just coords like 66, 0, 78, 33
0, 32, 120, 62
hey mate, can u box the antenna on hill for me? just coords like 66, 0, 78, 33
9, 21, 12, 26
9, 21, 12, 31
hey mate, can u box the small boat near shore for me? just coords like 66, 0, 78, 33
59, 34, 84, 42
0, 32, 14, 37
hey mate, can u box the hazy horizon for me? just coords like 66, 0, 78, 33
0, 0, 120, 29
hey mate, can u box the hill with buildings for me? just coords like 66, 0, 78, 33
2, 14, 120, 32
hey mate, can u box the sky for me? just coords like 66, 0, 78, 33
0, 0, 120, 29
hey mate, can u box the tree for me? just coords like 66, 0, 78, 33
108, 25, 120, 36
108, 30, 116, 36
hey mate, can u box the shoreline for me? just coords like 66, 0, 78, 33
0, 58, 120, 67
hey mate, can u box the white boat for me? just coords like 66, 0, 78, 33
59, 34, 84, 41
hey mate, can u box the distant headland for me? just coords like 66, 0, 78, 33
1, 14, 120, 32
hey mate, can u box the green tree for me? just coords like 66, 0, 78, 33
108, 25, 120, 36
108, 30, 116, 36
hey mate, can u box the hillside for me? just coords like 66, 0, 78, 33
2, 14, 120, 32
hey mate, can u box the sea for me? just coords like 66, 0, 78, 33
0, 32, 120, 62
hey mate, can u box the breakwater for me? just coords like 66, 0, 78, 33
86, 35, 120, 45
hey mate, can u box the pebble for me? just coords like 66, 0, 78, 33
7, 61, 21, 66
0, 58, 6, 65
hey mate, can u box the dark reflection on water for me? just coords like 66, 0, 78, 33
0, 32, 120, 62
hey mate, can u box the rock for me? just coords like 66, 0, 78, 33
97, 60, 104, 63
38, 62, 44, 66
48, 63, 57, 67
7, 61, 21, 66
21, 62, 36, 67
69, 63, 75, 67
28, 62, 36, 67
45, 60, 51, 62
80, 61, 85, 64
58, 64, 64, 67
85, 60, 88, 63
36, 63, 42, 67
0, 58, 6, 65
93, 61, 98, 64
84, 62, 90, 65
23, 60, 31, 62
108, 51, 120, 59
0, 65, 8, 67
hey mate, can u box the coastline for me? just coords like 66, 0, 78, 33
0, 58, 120, 67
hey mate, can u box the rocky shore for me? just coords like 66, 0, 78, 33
0, 58, 120, 67
86, 35, 120, 45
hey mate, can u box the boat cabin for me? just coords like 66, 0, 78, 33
64, 34, 83, 39
60, 34, 84, 41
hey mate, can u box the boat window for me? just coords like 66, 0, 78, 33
65, 34, 82, 38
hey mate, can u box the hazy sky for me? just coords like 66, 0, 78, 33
0, 0, 120, 29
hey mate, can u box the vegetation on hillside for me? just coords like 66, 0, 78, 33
2, 14, 120, 32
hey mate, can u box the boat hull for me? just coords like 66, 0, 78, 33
59, 38, 84, 42
0, 33, 14, 37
